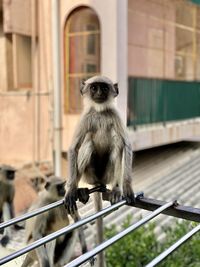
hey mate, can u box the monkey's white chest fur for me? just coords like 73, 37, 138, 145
77, 109, 123, 185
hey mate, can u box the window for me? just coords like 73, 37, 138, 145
64, 7, 100, 113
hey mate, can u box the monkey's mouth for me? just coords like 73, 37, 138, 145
93, 97, 107, 103
58, 188, 66, 197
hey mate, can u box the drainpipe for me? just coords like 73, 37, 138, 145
51, 0, 62, 176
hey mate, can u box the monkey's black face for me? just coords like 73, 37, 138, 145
89, 82, 110, 103
57, 184, 66, 197
6, 170, 15, 180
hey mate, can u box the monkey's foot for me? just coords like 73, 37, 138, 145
109, 187, 123, 204
123, 184, 135, 204
1, 235, 9, 247
78, 188, 90, 204
64, 189, 78, 214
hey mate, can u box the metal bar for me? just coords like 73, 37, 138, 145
146, 224, 200, 267
0, 200, 126, 265
65, 201, 174, 267
0, 199, 64, 230
52, 0, 62, 176
103, 192, 200, 222
2, 191, 200, 230
0, 186, 105, 230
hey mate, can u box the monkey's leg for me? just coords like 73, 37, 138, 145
1, 202, 13, 246
45, 239, 56, 267
122, 143, 135, 204
94, 192, 106, 267
72, 211, 88, 254
55, 232, 77, 266
35, 245, 51, 267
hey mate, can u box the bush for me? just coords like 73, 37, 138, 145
104, 216, 200, 267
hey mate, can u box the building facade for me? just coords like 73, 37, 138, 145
0, 0, 200, 166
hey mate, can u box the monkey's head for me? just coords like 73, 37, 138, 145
80, 76, 119, 105
44, 176, 66, 199
0, 165, 16, 183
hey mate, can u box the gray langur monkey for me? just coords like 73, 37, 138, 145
64, 76, 135, 266
22, 176, 87, 267
64, 75, 135, 213
0, 165, 16, 247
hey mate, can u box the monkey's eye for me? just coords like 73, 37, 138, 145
102, 87, 109, 93
90, 85, 97, 93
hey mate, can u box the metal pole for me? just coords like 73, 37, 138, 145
0, 200, 63, 230
145, 223, 200, 267
65, 201, 174, 267
0, 200, 126, 265
52, 0, 62, 176
0, 186, 106, 230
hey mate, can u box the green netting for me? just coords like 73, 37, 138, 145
128, 77, 200, 127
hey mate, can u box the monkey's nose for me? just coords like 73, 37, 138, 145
97, 89, 102, 96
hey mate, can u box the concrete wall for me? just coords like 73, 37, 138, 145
0, 1, 52, 166
0, 0, 128, 165
128, 0, 175, 79
130, 119, 200, 151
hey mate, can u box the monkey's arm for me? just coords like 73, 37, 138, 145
65, 116, 90, 213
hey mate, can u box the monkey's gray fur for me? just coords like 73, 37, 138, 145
65, 75, 135, 212
22, 176, 87, 267
0, 165, 16, 247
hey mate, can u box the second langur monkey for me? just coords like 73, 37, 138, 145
64, 75, 135, 211
22, 176, 87, 267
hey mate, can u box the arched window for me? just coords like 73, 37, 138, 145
64, 7, 100, 113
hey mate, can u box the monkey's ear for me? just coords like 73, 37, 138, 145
80, 80, 86, 95
113, 83, 119, 97
45, 181, 50, 190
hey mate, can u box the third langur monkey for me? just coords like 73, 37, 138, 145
22, 176, 87, 267
64, 76, 135, 265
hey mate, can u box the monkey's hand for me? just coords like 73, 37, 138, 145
64, 188, 78, 214
109, 186, 123, 204
123, 182, 135, 204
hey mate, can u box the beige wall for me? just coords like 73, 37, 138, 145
0, 20, 7, 91
128, 0, 175, 79
0, 1, 52, 166
0, 0, 128, 165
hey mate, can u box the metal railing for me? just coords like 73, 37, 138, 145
146, 223, 200, 267
65, 201, 174, 267
1, 189, 200, 266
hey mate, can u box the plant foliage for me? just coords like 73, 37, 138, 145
104, 215, 200, 267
